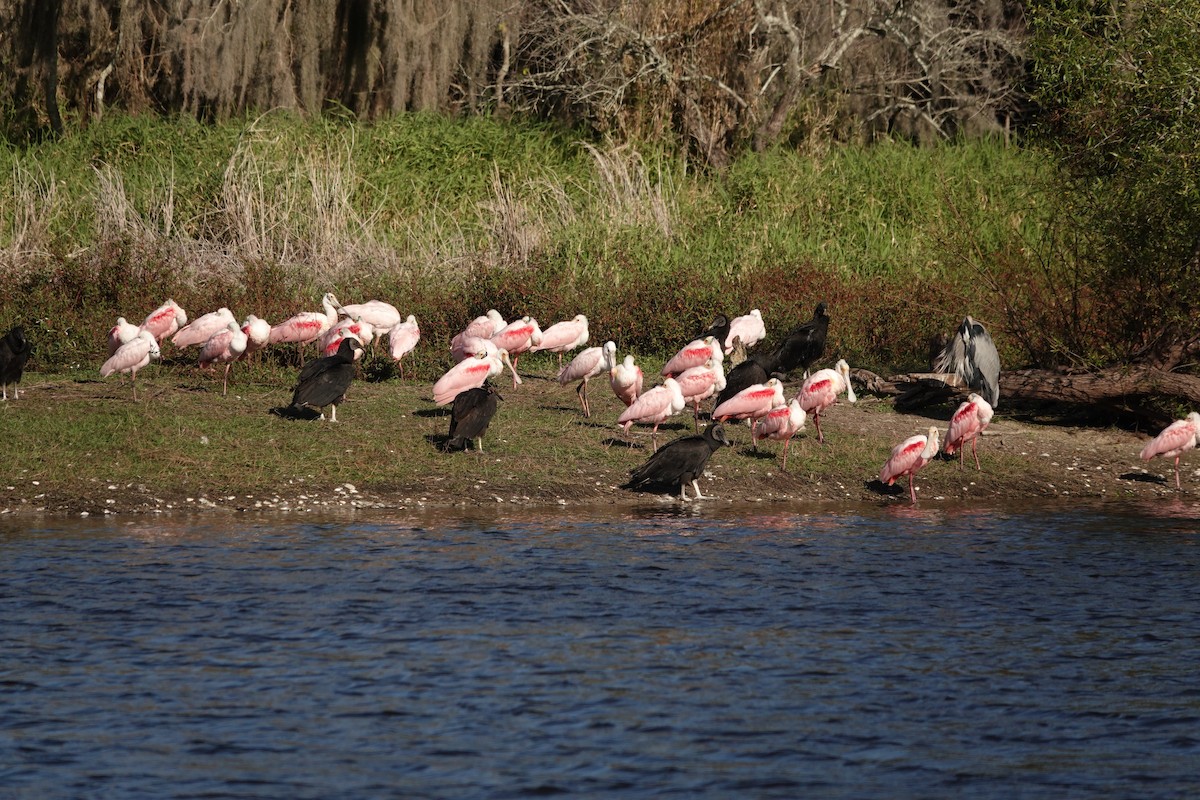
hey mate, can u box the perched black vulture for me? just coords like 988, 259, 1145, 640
934, 315, 1000, 407
695, 313, 731, 350
441, 382, 502, 452
272, 337, 362, 421
623, 423, 731, 501
713, 350, 779, 409
776, 302, 829, 376
0, 325, 33, 401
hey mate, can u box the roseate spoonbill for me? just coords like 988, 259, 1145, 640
675, 358, 726, 431
432, 345, 518, 406
753, 398, 807, 470
337, 299, 401, 334
320, 317, 375, 356
140, 299, 187, 343
558, 340, 616, 418
944, 393, 995, 470
531, 314, 589, 368
880, 426, 941, 505
451, 312, 505, 355
777, 302, 829, 378
623, 423, 731, 501
107, 317, 140, 356
1140, 412, 1200, 490
934, 315, 1000, 407
610, 353, 643, 407
274, 337, 362, 422
442, 382, 502, 452
491, 316, 542, 385
198, 321, 249, 396
100, 329, 160, 400
711, 377, 785, 425
617, 377, 686, 451
798, 359, 857, 443
725, 309, 766, 353
388, 315, 420, 378
268, 292, 341, 363
171, 307, 237, 349
240, 315, 271, 361
0, 326, 32, 400
662, 336, 722, 377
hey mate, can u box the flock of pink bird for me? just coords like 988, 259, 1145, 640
99, 295, 1200, 502
101, 294, 421, 400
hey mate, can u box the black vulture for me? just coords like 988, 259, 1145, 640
0, 325, 33, 401
623, 423, 731, 501
441, 382, 502, 452
713, 350, 780, 409
273, 337, 362, 421
696, 313, 730, 350
934, 315, 1000, 407
776, 302, 829, 376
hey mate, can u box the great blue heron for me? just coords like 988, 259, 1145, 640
623, 423, 731, 501
935, 315, 1000, 408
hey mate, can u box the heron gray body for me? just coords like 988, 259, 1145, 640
935, 316, 1000, 407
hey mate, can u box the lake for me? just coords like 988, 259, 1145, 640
3, 501, 1199, 798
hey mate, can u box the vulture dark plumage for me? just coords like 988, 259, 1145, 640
441, 382, 502, 452
711, 302, 829, 410
0, 325, 33, 401
623, 423, 731, 501
272, 336, 362, 421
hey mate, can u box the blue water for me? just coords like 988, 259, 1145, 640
3, 501, 1200, 799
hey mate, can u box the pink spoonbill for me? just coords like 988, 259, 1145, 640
674, 358, 727, 431
797, 359, 857, 443
491, 316, 542, 385
198, 321, 249, 396
268, 292, 340, 364
532, 314, 589, 369
610, 353, 643, 408
1140, 412, 1200, 490
171, 307, 237, 349
711, 377, 785, 426
337, 298, 401, 335
100, 329, 161, 400
725, 309, 766, 353
880, 426, 940, 505
432, 343, 518, 406
944, 393, 995, 470
662, 336, 722, 378
753, 398, 807, 470
239, 315, 272, 361
617, 377, 686, 451
140, 299, 188, 343
320, 317, 375, 356
558, 340, 616, 418
107, 317, 140, 356
388, 315, 421, 378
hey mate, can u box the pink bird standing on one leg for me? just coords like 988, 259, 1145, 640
1140, 412, 1200, 490
107, 317, 140, 356
880, 426, 941, 505
388, 315, 420, 378
675, 358, 726, 431
239, 315, 272, 362
797, 359, 857, 443
268, 292, 341, 363
944, 393, 995, 470
617, 377, 686, 451
171, 307, 237, 349
711, 377, 785, 426
432, 344, 517, 406
140, 299, 188, 343
491, 316, 542, 386
558, 340, 615, 418
753, 398, 807, 471
725, 309, 766, 354
610, 353, 643, 408
101, 329, 161, 401
531, 314, 590, 369
662, 336, 723, 378
198, 321, 249, 396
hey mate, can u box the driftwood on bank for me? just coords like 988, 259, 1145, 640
854, 366, 1200, 425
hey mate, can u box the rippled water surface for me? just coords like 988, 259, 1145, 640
4, 501, 1200, 798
